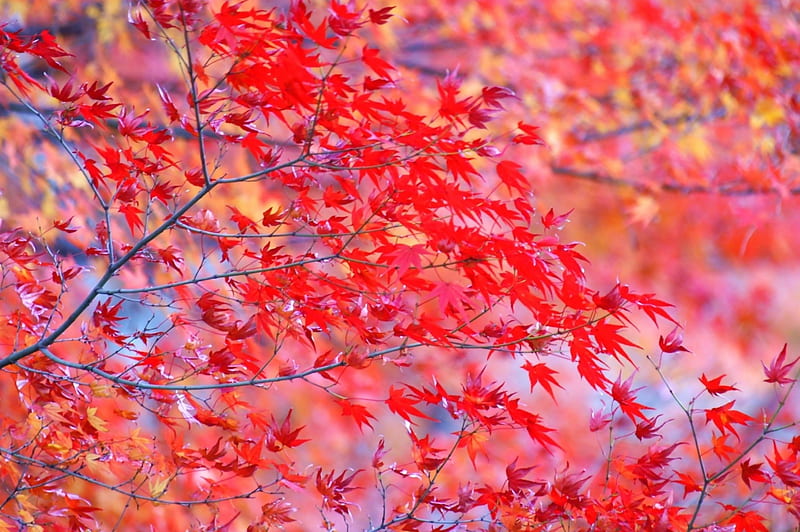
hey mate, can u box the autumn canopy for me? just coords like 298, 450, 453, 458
0, 0, 798, 530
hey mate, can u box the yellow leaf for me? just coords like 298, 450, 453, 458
149, 476, 170, 498
86, 407, 109, 432
25, 412, 42, 440
85, 453, 112, 479
751, 98, 785, 128
627, 196, 660, 227
90, 382, 114, 398
612, 88, 633, 107
757, 135, 776, 155
770, 487, 794, 503
125, 428, 153, 461
677, 128, 712, 162
43, 432, 72, 457
42, 402, 71, 424
721, 91, 738, 114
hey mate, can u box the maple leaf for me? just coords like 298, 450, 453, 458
386, 386, 438, 425
762, 343, 799, 385
155, 245, 184, 274
634, 414, 668, 440
740, 458, 769, 489
627, 195, 660, 227
505, 458, 540, 494
457, 430, 490, 467
588, 408, 612, 432
48, 76, 82, 102
592, 320, 640, 363
118, 204, 144, 234
85, 407, 108, 432
541, 208, 573, 230
504, 397, 560, 451
619, 287, 678, 325
227, 205, 259, 233
610, 373, 652, 421
725, 510, 769, 532
704, 401, 754, 440
409, 430, 447, 470
29, 29, 72, 72
658, 327, 690, 354
82, 80, 112, 100
197, 293, 234, 331
628, 442, 683, 486
372, 438, 388, 470
368, 6, 394, 25
496, 160, 529, 193
315, 468, 362, 517
266, 410, 309, 451
481, 86, 516, 108
375, 243, 431, 278
92, 299, 127, 341
428, 281, 470, 319
329, 1, 365, 36
53, 216, 79, 233
674, 470, 702, 498
226, 316, 257, 341
550, 468, 590, 508
593, 283, 626, 313
240, 131, 273, 163
710, 433, 737, 461
521, 361, 563, 401
150, 180, 179, 205
699, 373, 739, 396
116, 107, 151, 140
336, 399, 376, 433
766, 442, 800, 487
513, 121, 544, 145
437, 70, 475, 123
259, 498, 297, 527
362, 46, 395, 79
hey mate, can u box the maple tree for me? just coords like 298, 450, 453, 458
0, 1, 799, 531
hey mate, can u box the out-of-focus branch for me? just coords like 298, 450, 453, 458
550, 165, 800, 196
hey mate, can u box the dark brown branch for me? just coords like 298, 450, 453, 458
574, 106, 728, 143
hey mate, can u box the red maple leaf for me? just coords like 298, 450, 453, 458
610, 373, 652, 421
513, 121, 544, 145
367, 6, 394, 25
766, 442, 800, 487
505, 458, 540, 494
704, 401, 754, 440
659, 326, 690, 353
699, 373, 739, 396
375, 243, 431, 278
740, 458, 769, 489
336, 399, 376, 433
118, 204, 144, 234
362, 45, 395, 79
266, 410, 309, 451
674, 471, 703, 498
386, 386, 437, 425
763, 343, 799, 385
521, 361, 563, 401
428, 281, 470, 319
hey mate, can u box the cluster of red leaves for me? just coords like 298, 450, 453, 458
0, 1, 798, 531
